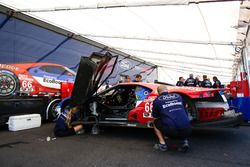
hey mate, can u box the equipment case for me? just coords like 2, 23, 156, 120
7, 114, 41, 131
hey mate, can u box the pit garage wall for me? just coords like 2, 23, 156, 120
0, 5, 157, 85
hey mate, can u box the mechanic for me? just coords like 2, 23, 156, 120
134, 74, 142, 82
212, 76, 222, 88
152, 85, 191, 152
54, 105, 84, 137
184, 74, 197, 87
176, 77, 185, 86
201, 75, 212, 88
195, 75, 202, 87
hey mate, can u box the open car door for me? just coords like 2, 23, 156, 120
69, 52, 118, 107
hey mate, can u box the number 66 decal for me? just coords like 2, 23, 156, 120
22, 80, 33, 88
144, 102, 153, 118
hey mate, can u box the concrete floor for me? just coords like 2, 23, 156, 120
0, 123, 250, 167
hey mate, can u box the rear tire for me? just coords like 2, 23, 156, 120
0, 70, 19, 98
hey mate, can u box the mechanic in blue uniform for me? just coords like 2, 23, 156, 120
54, 105, 84, 137
184, 74, 197, 87
152, 85, 191, 152
176, 77, 185, 86
212, 76, 222, 88
201, 75, 212, 88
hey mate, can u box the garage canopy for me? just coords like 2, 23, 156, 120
0, 0, 248, 84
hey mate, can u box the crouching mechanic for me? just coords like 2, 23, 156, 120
152, 85, 191, 152
54, 105, 84, 137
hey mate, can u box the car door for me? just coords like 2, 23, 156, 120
69, 52, 118, 107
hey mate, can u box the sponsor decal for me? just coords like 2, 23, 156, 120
18, 74, 34, 81
0, 64, 18, 71
158, 94, 179, 101
162, 101, 182, 109
119, 60, 131, 70
33, 76, 62, 89
43, 77, 61, 85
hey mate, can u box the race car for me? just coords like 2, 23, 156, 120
0, 62, 75, 97
57, 52, 243, 129
0, 62, 76, 121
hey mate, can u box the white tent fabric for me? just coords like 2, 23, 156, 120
0, 0, 244, 84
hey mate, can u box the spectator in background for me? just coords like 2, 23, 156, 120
195, 75, 202, 87
134, 74, 142, 82
184, 74, 197, 87
124, 75, 132, 82
201, 75, 212, 88
176, 77, 185, 86
212, 76, 222, 88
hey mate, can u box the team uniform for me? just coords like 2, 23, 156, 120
213, 80, 222, 88
176, 81, 184, 86
152, 92, 191, 139
184, 78, 197, 87
201, 79, 212, 88
54, 107, 78, 137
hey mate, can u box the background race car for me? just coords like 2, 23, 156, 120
0, 63, 75, 97
0, 63, 76, 123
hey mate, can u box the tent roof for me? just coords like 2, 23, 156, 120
0, 0, 249, 84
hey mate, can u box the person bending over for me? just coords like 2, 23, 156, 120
54, 105, 84, 137
152, 85, 191, 152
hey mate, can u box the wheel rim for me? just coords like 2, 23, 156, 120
51, 102, 61, 121
0, 74, 17, 96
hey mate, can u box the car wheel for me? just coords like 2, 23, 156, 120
47, 99, 61, 122
182, 96, 198, 121
0, 70, 19, 97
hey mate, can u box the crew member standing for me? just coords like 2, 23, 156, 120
176, 77, 185, 86
152, 85, 191, 152
212, 76, 222, 88
184, 74, 197, 87
201, 75, 212, 88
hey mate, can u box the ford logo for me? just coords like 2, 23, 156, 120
120, 60, 130, 70
158, 94, 179, 101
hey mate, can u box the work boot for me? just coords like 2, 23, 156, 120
154, 143, 168, 152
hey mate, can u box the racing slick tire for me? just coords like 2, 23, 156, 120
47, 99, 61, 122
0, 70, 19, 98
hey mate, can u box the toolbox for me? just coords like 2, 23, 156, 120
7, 114, 41, 131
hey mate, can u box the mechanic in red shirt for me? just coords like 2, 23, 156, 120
152, 85, 191, 152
